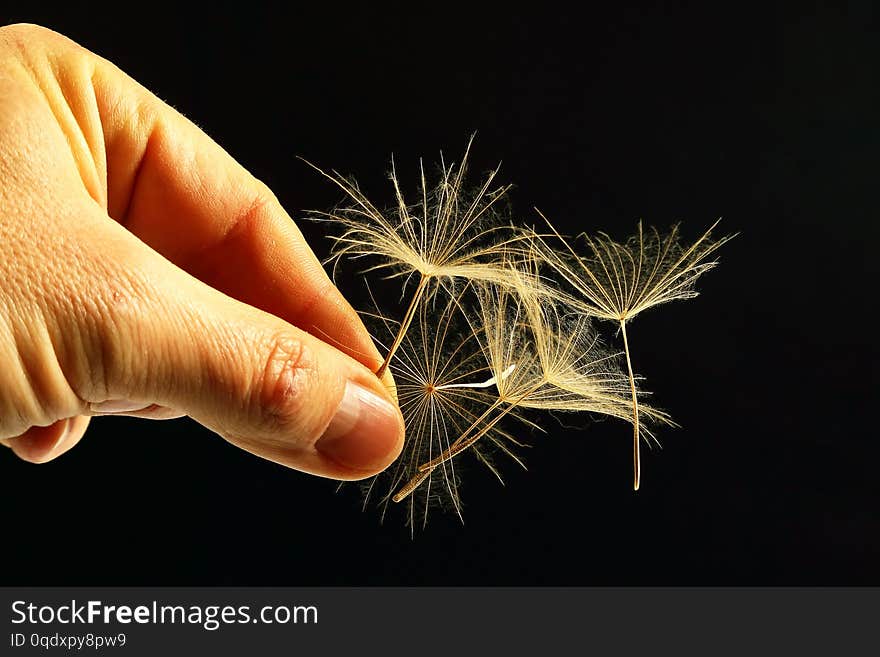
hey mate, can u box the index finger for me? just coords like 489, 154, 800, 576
84, 44, 381, 371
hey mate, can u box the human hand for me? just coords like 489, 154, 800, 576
0, 24, 404, 479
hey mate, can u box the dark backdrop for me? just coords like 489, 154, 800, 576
2, 3, 876, 584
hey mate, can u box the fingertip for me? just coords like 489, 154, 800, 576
232, 373, 405, 481
314, 380, 405, 480
7, 416, 90, 464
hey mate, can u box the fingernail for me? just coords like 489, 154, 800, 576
316, 381, 403, 471
89, 399, 150, 414
48, 420, 72, 453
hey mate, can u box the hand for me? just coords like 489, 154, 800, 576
0, 24, 404, 479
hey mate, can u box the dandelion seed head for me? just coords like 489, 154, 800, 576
359, 289, 527, 532
534, 214, 736, 322
302, 135, 534, 296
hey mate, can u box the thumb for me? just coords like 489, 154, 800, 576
84, 240, 404, 481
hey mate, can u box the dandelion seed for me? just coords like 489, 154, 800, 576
302, 135, 535, 377
362, 288, 529, 532
414, 274, 660, 479
534, 214, 735, 490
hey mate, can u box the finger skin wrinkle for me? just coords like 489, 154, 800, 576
0, 305, 80, 437
13, 315, 71, 426
2, 25, 107, 209
46, 236, 164, 406
200, 187, 276, 261
91, 63, 159, 223
257, 334, 316, 443
0, 329, 40, 437
51, 57, 106, 208
85, 31, 168, 211
115, 118, 159, 227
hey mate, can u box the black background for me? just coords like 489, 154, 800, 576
1, 3, 876, 584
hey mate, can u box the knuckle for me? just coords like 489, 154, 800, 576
254, 333, 317, 437
0, 23, 47, 42
0, 24, 81, 58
